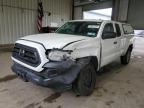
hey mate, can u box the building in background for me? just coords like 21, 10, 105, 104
0, 0, 72, 45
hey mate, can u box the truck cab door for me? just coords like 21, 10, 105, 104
101, 23, 118, 67
114, 23, 122, 56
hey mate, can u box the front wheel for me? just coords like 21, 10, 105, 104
72, 63, 96, 96
121, 48, 132, 65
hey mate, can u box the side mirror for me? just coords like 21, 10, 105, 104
102, 32, 116, 39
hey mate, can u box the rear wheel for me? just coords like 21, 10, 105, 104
121, 48, 132, 65
73, 63, 96, 96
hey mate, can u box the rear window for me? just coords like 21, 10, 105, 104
122, 24, 134, 34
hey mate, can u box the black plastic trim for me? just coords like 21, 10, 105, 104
12, 43, 41, 67
11, 61, 81, 91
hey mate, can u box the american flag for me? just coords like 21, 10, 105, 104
37, 0, 44, 32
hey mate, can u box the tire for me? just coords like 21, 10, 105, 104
121, 48, 132, 65
72, 63, 96, 96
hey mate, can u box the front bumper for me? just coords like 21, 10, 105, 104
11, 60, 80, 91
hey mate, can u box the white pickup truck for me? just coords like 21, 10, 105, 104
11, 20, 134, 96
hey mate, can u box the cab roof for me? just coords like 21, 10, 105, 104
68, 19, 103, 22
68, 19, 130, 25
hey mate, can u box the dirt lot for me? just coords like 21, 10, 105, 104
0, 37, 144, 108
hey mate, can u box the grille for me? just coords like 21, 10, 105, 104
12, 43, 41, 67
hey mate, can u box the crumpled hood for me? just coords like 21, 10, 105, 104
20, 33, 91, 49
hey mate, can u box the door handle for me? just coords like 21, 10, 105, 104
114, 41, 117, 44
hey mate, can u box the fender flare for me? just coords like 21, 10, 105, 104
76, 56, 99, 72
123, 44, 133, 56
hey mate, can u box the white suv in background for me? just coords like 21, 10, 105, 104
11, 20, 134, 96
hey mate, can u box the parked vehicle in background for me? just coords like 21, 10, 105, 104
11, 20, 134, 96
40, 26, 58, 33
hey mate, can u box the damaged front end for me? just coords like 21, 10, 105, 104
42, 59, 81, 89
11, 48, 82, 91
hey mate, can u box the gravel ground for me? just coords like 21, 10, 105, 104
0, 37, 144, 108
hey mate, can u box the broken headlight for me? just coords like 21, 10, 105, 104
48, 49, 72, 61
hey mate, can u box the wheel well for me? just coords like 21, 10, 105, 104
76, 56, 98, 72
129, 44, 133, 52
90, 56, 98, 72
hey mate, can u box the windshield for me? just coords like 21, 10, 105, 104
56, 21, 101, 37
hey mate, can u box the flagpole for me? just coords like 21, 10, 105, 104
37, 0, 44, 32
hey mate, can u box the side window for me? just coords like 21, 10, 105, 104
115, 24, 121, 37
103, 23, 114, 33
102, 23, 116, 39
122, 24, 134, 34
